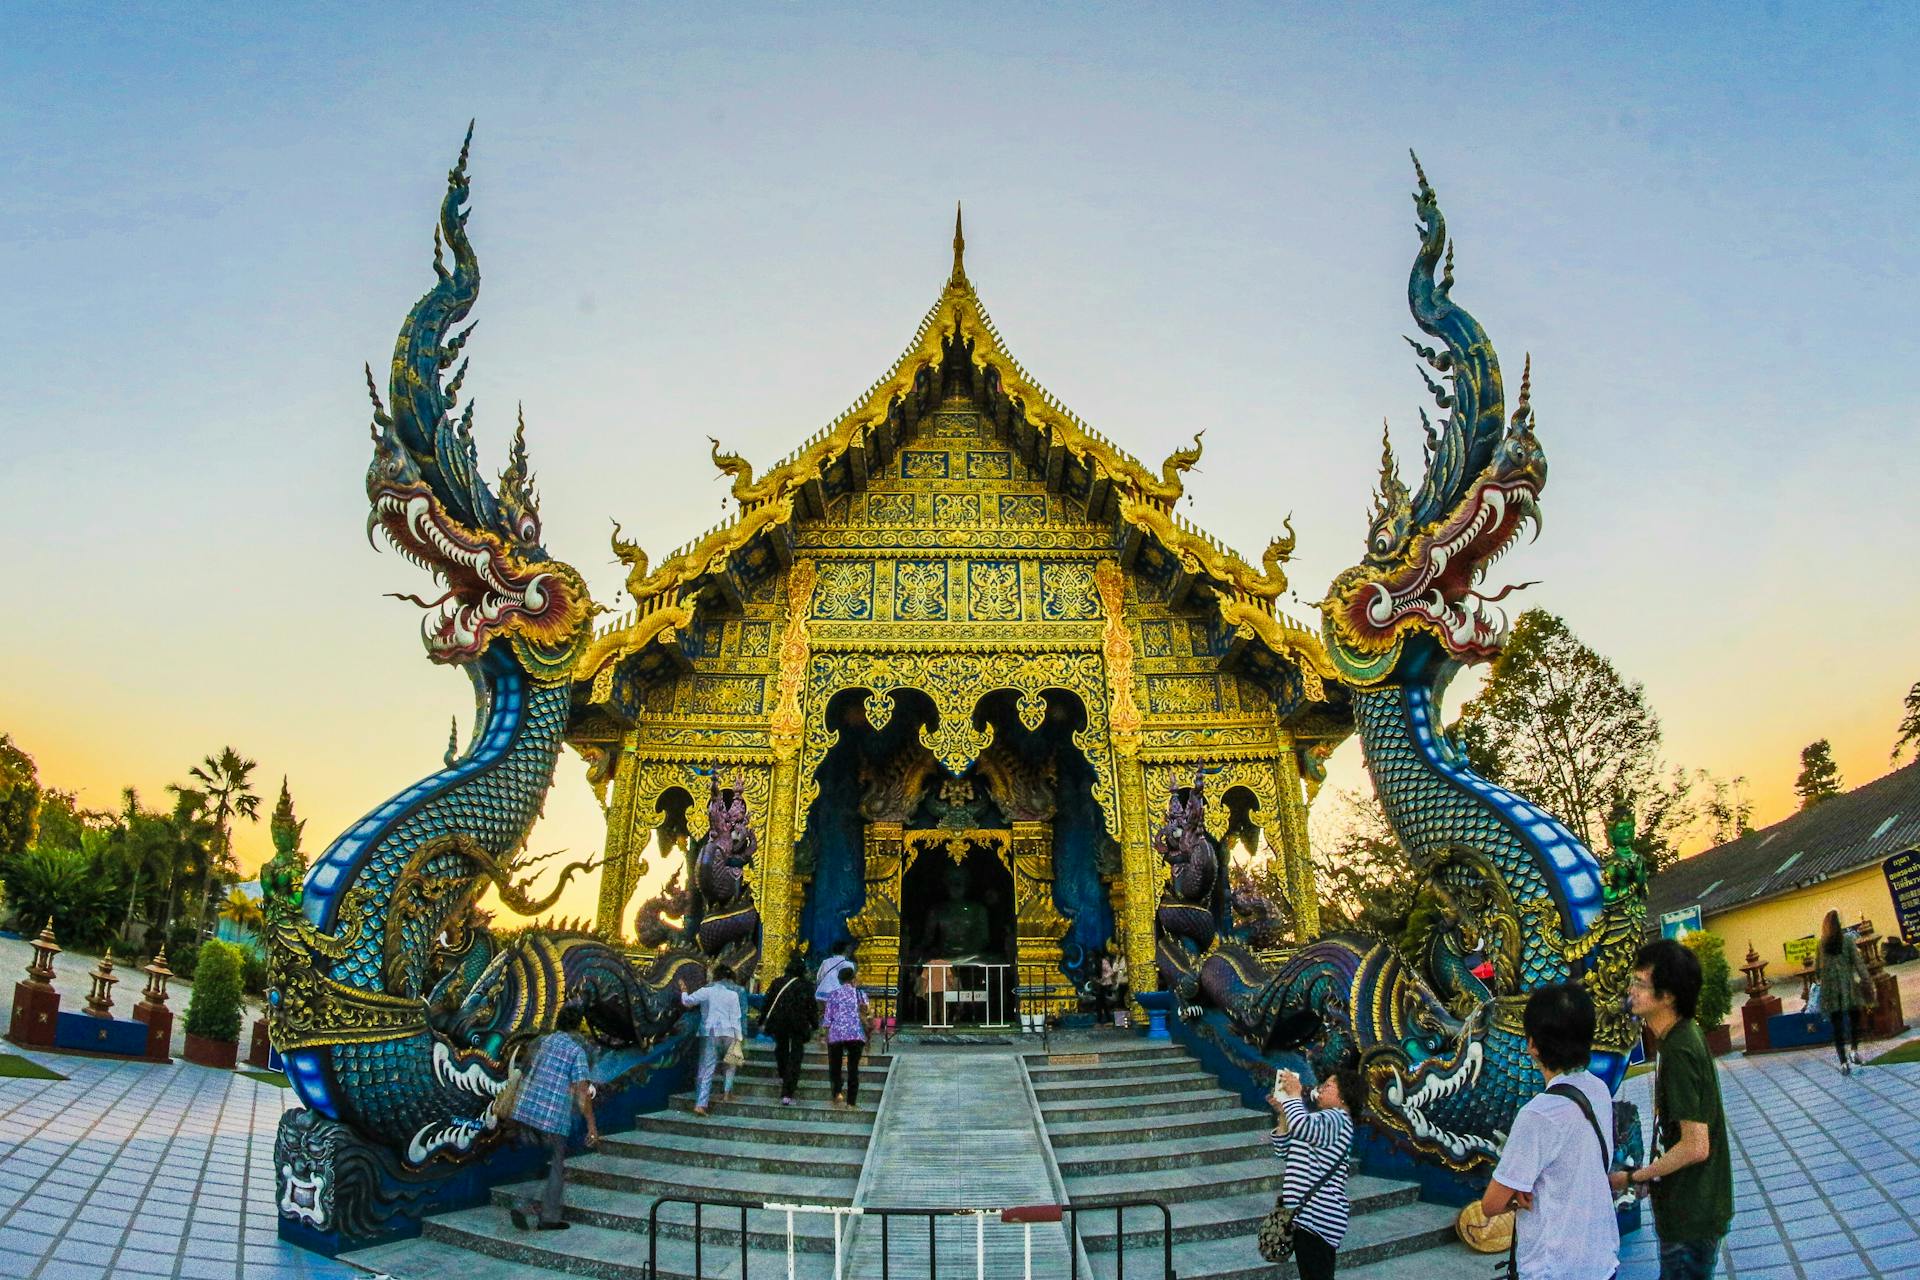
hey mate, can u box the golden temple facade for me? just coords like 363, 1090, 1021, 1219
567, 215, 1350, 999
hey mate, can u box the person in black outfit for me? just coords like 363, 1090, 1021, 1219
761, 952, 817, 1105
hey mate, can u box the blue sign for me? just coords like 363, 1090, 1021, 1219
1885, 849, 1920, 940
1660, 905, 1703, 939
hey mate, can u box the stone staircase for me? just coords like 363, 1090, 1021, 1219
1027, 1036, 1483, 1280
350, 1033, 1494, 1280
352, 1040, 892, 1279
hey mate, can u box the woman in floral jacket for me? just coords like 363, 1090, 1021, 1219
1815, 910, 1875, 1074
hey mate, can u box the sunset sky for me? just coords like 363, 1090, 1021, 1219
4, 5, 1916, 926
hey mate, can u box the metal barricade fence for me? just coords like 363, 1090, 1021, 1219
645, 1194, 1176, 1279
859, 962, 1070, 1053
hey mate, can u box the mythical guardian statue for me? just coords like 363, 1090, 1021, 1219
268, 130, 701, 1243
1187, 156, 1647, 1175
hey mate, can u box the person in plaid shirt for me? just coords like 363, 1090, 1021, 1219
508, 1005, 599, 1231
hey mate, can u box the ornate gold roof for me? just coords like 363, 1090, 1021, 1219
578, 216, 1339, 698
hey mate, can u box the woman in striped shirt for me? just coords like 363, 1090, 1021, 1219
1268, 1066, 1361, 1278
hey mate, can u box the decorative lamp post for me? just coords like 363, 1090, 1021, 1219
140, 948, 175, 1010
9, 918, 64, 1047
83, 949, 120, 1018
1741, 941, 1770, 997
131, 947, 176, 1062
1740, 938, 1783, 1055
25, 918, 61, 987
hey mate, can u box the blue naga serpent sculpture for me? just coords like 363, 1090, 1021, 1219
1185, 156, 1647, 1173
266, 130, 709, 1240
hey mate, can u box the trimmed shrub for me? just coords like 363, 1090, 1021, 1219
239, 946, 269, 997
186, 939, 244, 1042
1683, 930, 1734, 1028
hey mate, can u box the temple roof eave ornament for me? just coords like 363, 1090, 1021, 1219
576, 231, 1343, 704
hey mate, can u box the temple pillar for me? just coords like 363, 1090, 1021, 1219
757, 746, 803, 979
845, 822, 906, 976
1272, 747, 1320, 937
1114, 752, 1159, 997
593, 740, 644, 940
763, 559, 816, 980
1010, 821, 1075, 1015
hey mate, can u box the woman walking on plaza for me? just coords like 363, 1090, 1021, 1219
823, 966, 873, 1109
762, 952, 817, 1105
1266, 1066, 1359, 1279
1815, 910, 1875, 1073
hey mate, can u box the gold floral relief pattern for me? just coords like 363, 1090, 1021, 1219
688, 675, 766, 716
740, 623, 772, 658
1145, 673, 1221, 715
811, 561, 874, 620
893, 560, 948, 621
966, 451, 1013, 479
1039, 562, 1100, 620
999, 495, 1048, 525
902, 450, 949, 479
932, 493, 981, 527
868, 493, 914, 524
967, 561, 1021, 621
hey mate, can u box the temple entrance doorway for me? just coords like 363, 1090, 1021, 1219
900, 840, 1015, 1026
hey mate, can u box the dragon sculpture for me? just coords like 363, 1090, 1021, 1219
1175, 155, 1647, 1174
1153, 773, 1224, 986
268, 130, 704, 1243
691, 777, 761, 962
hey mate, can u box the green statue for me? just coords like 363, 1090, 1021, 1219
260, 777, 307, 923
1602, 800, 1648, 905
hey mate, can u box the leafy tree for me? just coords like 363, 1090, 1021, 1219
102, 788, 181, 944
0, 733, 41, 860
0, 843, 123, 948
159, 785, 217, 935
1452, 610, 1661, 852
218, 888, 264, 935
1631, 766, 1754, 874
1894, 679, 1920, 765
33, 790, 104, 854
1309, 787, 1423, 939
186, 748, 261, 937
1794, 740, 1844, 809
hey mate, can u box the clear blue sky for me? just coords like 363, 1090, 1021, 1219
4, 4, 1916, 917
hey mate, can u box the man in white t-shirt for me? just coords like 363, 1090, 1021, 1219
814, 941, 854, 1008
1482, 983, 1620, 1280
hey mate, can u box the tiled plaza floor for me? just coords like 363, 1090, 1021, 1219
1, 1034, 1917, 1278
1616, 1042, 1920, 1279
0, 1048, 361, 1280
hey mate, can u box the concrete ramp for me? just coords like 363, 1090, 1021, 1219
846, 1050, 1073, 1278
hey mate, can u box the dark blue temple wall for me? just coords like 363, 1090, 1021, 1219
1050, 745, 1115, 979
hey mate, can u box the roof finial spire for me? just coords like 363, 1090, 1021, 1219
949, 202, 968, 287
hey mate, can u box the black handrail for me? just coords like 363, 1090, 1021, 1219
643, 1194, 1176, 1278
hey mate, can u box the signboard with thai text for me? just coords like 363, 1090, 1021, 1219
1782, 934, 1818, 969
1884, 848, 1920, 940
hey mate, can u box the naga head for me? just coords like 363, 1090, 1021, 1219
1323, 156, 1545, 684
365, 125, 596, 672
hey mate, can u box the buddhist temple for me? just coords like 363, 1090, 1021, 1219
566, 209, 1352, 1014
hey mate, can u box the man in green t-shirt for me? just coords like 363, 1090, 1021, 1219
1609, 938, 1733, 1279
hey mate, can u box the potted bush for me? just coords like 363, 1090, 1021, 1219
183, 938, 244, 1068
1684, 931, 1736, 1056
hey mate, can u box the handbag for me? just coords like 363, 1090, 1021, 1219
723, 1037, 746, 1068
1256, 1118, 1352, 1262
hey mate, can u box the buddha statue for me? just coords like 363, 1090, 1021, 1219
923, 860, 992, 964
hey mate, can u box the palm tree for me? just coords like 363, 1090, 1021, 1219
160, 784, 211, 935
188, 748, 261, 938
218, 887, 265, 936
